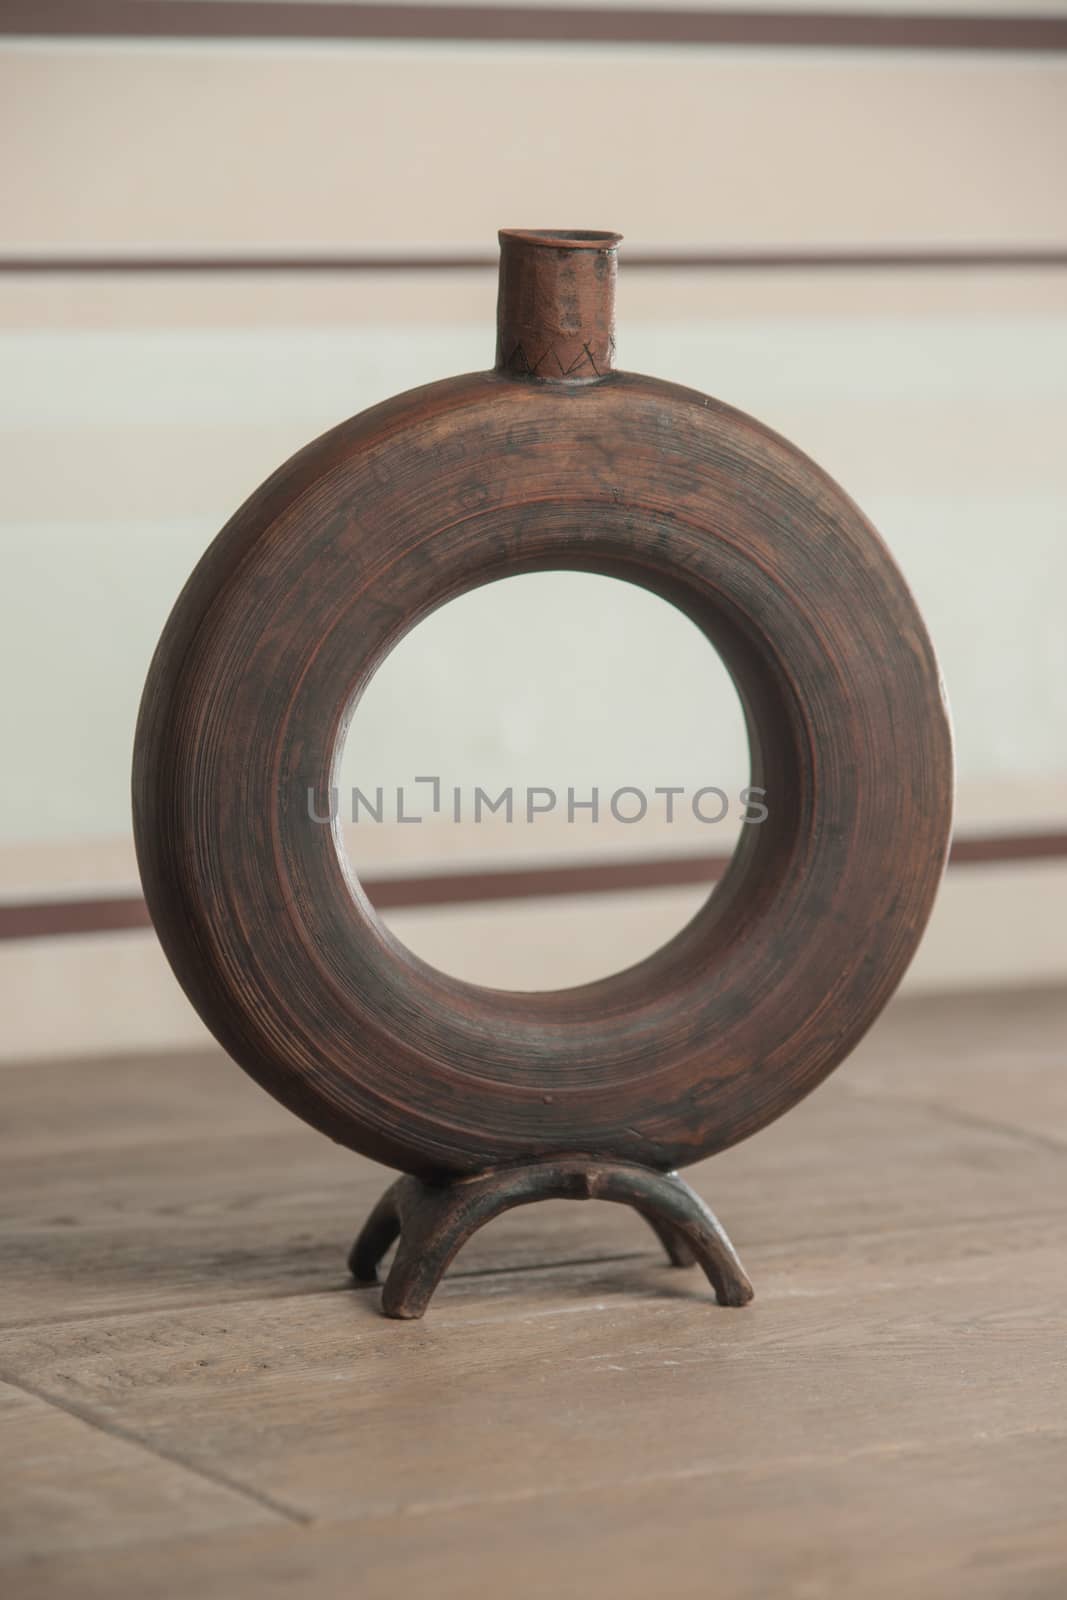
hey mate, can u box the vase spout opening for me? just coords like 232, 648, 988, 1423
495, 228, 621, 383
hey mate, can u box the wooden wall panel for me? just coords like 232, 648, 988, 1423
1, 27, 1064, 1018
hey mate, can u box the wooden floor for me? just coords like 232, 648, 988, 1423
2, 986, 1066, 1598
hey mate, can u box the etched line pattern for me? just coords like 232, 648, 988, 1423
504, 340, 609, 378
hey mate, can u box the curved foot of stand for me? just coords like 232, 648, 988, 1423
349, 1158, 753, 1320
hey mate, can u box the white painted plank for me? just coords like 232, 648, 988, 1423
1, 312, 1064, 844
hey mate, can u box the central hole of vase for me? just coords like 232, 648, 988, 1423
337, 572, 751, 992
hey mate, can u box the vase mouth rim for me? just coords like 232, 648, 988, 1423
498, 229, 623, 251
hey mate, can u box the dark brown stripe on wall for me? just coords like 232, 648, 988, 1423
3, 4, 1066, 52
3, 831, 1066, 943
4, 251, 1067, 277
0, 897, 154, 941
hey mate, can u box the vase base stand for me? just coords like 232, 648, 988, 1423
349, 1157, 753, 1319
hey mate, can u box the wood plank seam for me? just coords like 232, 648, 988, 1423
4, 4, 1067, 54
4, 251, 1067, 275
381, 1427, 1067, 1523
844, 1082, 1067, 1159
0, 1248, 686, 1335
0, 1365, 311, 1527
6, 1204, 1067, 1340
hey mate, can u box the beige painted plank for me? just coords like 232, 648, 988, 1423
4, 43, 1064, 252
0, 1381, 281, 1566
4, 863, 1067, 1065
380, 864, 1067, 993
10, 1429, 1067, 1600
1, 930, 216, 1063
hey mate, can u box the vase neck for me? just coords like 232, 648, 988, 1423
494, 229, 621, 383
